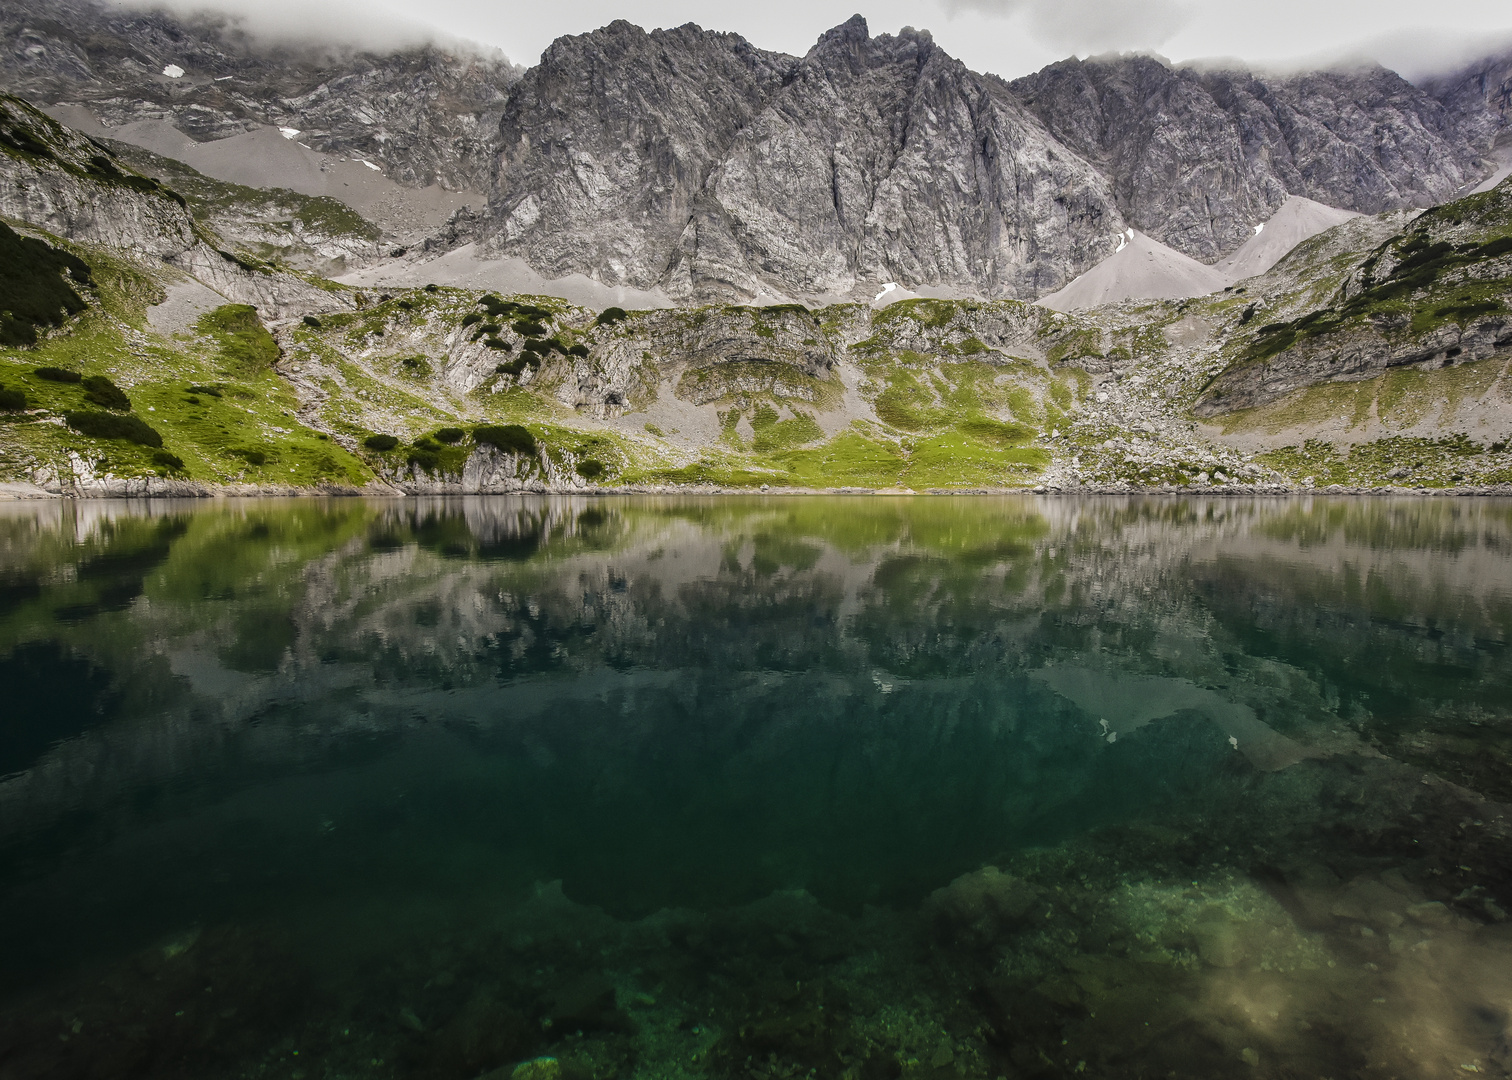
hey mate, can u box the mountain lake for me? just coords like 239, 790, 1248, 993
0, 494, 1509, 1080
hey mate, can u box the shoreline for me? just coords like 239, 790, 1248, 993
6, 479, 1512, 501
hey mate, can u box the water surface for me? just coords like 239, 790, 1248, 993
1, 495, 1510, 1080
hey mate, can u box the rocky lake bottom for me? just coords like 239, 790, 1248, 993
0, 494, 1509, 1080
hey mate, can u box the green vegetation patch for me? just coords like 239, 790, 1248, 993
64, 410, 162, 447
1044, 327, 1104, 366
903, 430, 1047, 489
1216, 354, 1511, 439
874, 298, 959, 329
1257, 435, 1496, 488
676, 360, 841, 408
81, 374, 130, 411
195, 305, 279, 374
474, 424, 537, 457
750, 404, 824, 451
765, 429, 908, 488
1240, 229, 1512, 365
479, 295, 554, 322
0, 223, 92, 347
405, 434, 471, 475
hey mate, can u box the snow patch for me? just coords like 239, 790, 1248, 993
162, 64, 184, 78
278, 127, 302, 140
360, 160, 381, 171
1253, 222, 1265, 235
873, 282, 899, 302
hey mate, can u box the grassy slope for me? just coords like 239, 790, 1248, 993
1180, 181, 1512, 487
5, 182, 1511, 492
0, 231, 372, 487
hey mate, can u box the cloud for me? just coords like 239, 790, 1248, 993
114, 0, 478, 57
941, 0, 1193, 53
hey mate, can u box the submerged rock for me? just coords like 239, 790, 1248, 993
926, 865, 1043, 945
1191, 910, 1247, 968
509, 1059, 560, 1080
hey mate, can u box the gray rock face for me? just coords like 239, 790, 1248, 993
490, 20, 793, 294
0, 94, 349, 315
0, 0, 518, 190
6, 2, 1507, 307
0, 95, 198, 258
1418, 49, 1512, 156
488, 16, 1125, 304
668, 19, 1124, 302
1010, 55, 1497, 261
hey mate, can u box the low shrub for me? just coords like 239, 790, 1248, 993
301, 315, 323, 329
513, 320, 548, 337
230, 447, 268, 466
82, 374, 130, 411
363, 433, 399, 452
186, 384, 223, 397
473, 424, 537, 456
64, 410, 162, 447
594, 306, 628, 326
407, 447, 441, 472
34, 366, 81, 383
0, 222, 91, 347
151, 449, 184, 471
433, 427, 465, 444
575, 459, 605, 480
0, 386, 26, 411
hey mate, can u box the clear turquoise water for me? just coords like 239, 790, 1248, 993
1, 495, 1510, 1080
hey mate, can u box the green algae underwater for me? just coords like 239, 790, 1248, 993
1, 495, 1511, 1080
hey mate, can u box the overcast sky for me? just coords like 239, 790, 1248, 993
133, 0, 1512, 81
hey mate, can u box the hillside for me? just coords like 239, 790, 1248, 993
2, 14, 1512, 496
4, 164, 1510, 496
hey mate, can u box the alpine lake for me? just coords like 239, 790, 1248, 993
1, 494, 1510, 1080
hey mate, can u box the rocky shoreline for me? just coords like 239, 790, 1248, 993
6, 479, 1512, 501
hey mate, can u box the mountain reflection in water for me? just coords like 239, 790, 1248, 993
0, 495, 1509, 1080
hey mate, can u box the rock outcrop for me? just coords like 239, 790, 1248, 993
1010, 55, 1497, 262
1195, 178, 1512, 415
0, 94, 347, 314
488, 16, 1126, 304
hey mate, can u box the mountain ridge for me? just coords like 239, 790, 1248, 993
8, 1, 1510, 305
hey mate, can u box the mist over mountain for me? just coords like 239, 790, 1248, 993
0, 0, 520, 191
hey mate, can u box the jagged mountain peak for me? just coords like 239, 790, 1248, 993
1010, 52, 1493, 264
483, 16, 1124, 304
809, 14, 883, 59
